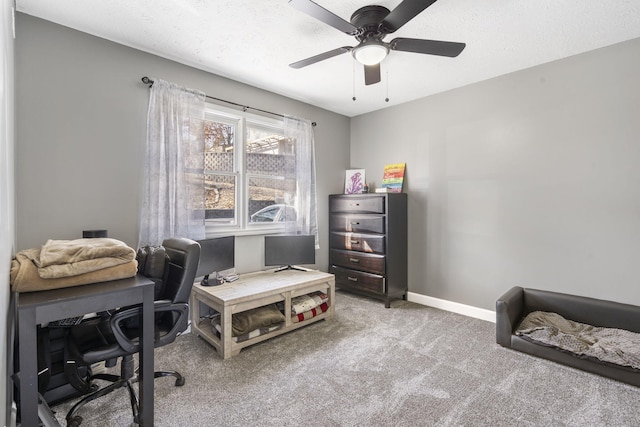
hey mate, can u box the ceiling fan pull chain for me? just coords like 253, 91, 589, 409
385, 68, 390, 102
352, 60, 357, 101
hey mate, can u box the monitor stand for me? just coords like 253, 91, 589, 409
201, 274, 224, 286
274, 265, 308, 273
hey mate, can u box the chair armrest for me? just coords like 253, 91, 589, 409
110, 300, 189, 353
495, 286, 524, 348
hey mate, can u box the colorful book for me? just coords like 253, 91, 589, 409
381, 163, 406, 193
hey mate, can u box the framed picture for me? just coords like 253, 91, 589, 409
345, 169, 365, 194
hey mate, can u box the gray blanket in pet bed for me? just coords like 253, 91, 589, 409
516, 311, 640, 369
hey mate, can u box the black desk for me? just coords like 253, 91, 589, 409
16, 275, 155, 426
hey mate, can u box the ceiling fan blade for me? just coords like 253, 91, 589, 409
390, 38, 466, 57
364, 63, 381, 86
289, 0, 358, 35
289, 46, 352, 69
382, 0, 439, 33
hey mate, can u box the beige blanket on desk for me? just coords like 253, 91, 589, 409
10, 248, 138, 293
33, 238, 136, 278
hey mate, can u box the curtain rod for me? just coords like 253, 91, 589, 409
141, 77, 316, 126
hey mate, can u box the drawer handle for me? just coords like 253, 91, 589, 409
350, 221, 360, 225
347, 277, 358, 282
350, 240, 360, 245
349, 203, 360, 207
349, 258, 359, 263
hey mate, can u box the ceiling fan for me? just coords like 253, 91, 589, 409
289, 0, 466, 85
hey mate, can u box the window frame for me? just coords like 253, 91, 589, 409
203, 103, 290, 237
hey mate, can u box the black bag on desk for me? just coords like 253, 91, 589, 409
136, 244, 169, 299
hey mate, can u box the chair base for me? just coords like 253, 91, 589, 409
152, 370, 185, 387
66, 363, 185, 426
66, 374, 139, 427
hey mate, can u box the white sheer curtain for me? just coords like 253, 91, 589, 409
138, 78, 207, 247
284, 115, 318, 247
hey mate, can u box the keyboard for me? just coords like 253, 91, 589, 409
48, 316, 84, 327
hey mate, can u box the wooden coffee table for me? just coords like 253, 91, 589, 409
190, 268, 335, 359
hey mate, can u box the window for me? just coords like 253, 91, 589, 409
203, 104, 296, 234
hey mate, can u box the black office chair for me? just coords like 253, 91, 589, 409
63, 237, 200, 426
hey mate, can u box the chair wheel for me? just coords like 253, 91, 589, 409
175, 377, 185, 387
68, 415, 83, 427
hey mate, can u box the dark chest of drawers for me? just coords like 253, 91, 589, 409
328, 193, 407, 307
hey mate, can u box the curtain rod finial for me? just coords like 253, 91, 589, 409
141, 76, 154, 86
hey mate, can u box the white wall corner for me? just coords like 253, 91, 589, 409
407, 292, 496, 323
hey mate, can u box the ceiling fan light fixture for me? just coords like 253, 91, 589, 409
352, 40, 389, 65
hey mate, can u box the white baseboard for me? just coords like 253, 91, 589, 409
407, 292, 496, 323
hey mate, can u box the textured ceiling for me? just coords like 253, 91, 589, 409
16, 0, 640, 117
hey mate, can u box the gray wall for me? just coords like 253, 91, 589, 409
15, 14, 351, 273
1, 2, 16, 424
13, 13, 640, 315
351, 37, 640, 311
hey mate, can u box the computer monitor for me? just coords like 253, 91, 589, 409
196, 236, 235, 286
264, 234, 315, 272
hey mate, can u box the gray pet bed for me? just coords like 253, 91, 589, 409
496, 286, 640, 387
